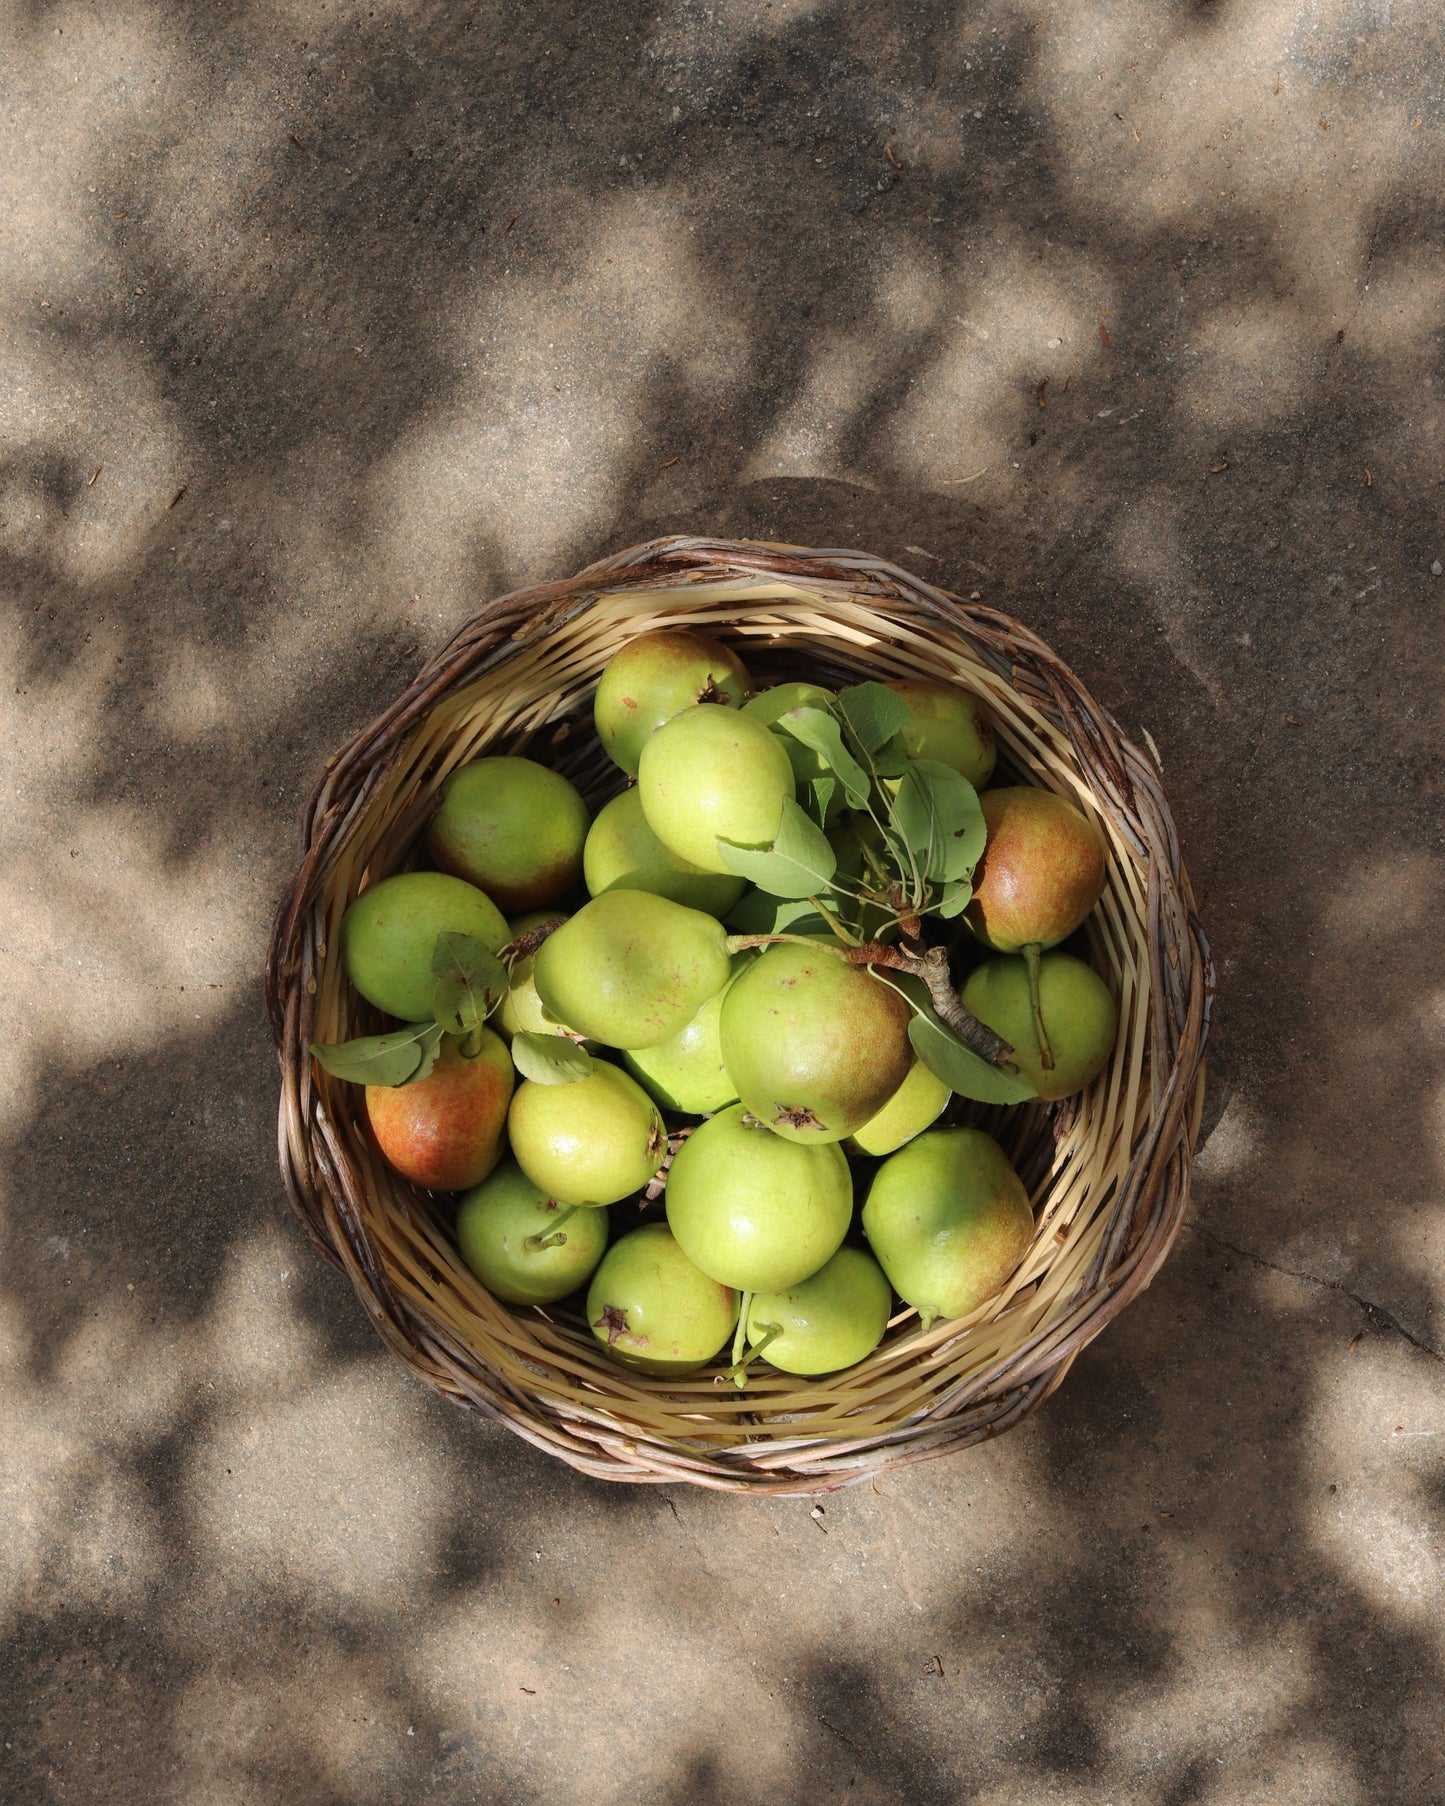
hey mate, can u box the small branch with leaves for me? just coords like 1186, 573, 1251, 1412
309, 918, 579, 1088
717, 681, 1026, 1102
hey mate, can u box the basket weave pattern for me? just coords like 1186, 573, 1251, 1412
266, 537, 1212, 1494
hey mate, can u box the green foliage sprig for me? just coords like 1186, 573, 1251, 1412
309, 918, 581, 1088
718, 682, 1019, 1096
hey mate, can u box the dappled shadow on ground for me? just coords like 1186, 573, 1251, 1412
1, 0, 1442, 1799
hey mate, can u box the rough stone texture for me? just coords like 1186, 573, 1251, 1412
2, 1, 1442, 1802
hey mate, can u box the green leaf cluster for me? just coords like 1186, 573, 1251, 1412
721, 681, 987, 935
308, 928, 578, 1089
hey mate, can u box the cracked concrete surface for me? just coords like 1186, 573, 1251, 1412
1190, 1221, 1443, 1365
2, 0, 1443, 1801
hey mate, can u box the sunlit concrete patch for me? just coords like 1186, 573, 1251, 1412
188, 1363, 457, 1616
1179, 298, 1313, 433
1350, 249, 1445, 373
395, 1442, 1062, 1800
1309, 1349, 1445, 1639
749, 244, 951, 484
202, 1238, 328, 1397
1109, 493, 1235, 709
1207, 1737, 1364, 1806
406, 1583, 802, 1802
1108, 1606, 1315, 1785
371, 192, 749, 596
0, 799, 277, 1127
1194, 1089, 1264, 1182
0, 1297, 170, 1625
1318, 849, 1442, 945
889, 238, 1110, 487
168, 1637, 414, 1806
1012, 0, 1429, 345
156, 639, 242, 742
0, 339, 186, 586
0, 660, 262, 1137
745, 335, 884, 481
0, 5, 183, 294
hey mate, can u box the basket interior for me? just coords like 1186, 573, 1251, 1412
300, 573, 1169, 1473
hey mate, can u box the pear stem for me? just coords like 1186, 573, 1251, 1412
724, 932, 837, 956
918, 1307, 939, 1336
806, 895, 862, 947
1022, 942, 1055, 1072
525, 1204, 581, 1251
731, 1293, 751, 1371
723, 1321, 784, 1390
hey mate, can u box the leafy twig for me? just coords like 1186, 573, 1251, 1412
845, 941, 1014, 1065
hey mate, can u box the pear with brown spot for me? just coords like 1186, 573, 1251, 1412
593, 629, 750, 776
586, 1224, 739, 1374
718, 942, 912, 1143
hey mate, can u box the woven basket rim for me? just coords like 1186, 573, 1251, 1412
266, 535, 1213, 1494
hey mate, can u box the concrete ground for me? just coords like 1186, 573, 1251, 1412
2, 0, 1442, 1800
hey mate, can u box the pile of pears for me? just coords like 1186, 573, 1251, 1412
313, 627, 1118, 1385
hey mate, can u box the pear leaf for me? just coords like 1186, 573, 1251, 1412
777, 707, 871, 807
907, 1012, 1036, 1104
309, 1019, 445, 1089
725, 889, 840, 937
510, 1032, 594, 1085
934, 877, 974, 919
873, 971, 1035, 1104
716, 797, 838, 900
872, 731, 912, 778
431, 931, 509, 1036
836, 682, 911, 754
806, 775, 836, 828
889, 760, 985, 883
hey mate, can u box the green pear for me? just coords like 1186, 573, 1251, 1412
718, 943, 913, 1143
341, 871, 509, 1023
507, 1062, 666, 1205
963, 787, 1108, 1072
862, 1128, 1033, 1326
586, 1224, 739, 1374
594, 629, 751, 776
846, 1057, 951, 1156
496, 912, 588, 1043
960, 952, 1117, 1100
887, 679, 997, 787
622, 951, 752, 1115
743, 1246, 893, 1376
638, 705, 795, 874
427, 756, 589, 912
664, 1104, 852, 1292
583, 788, 745, 919
531, 890, 731, 1049
456, 1160, 609, 1305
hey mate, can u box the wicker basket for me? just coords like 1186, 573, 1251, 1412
266, 536, 1212, 1494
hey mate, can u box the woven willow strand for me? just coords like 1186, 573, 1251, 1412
266, 537, 1213, 1494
